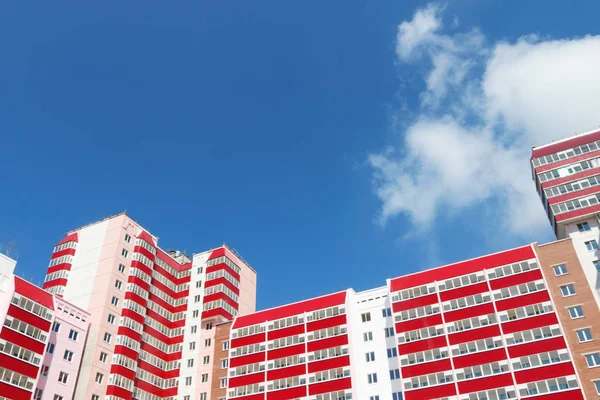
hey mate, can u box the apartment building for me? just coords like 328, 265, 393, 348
531, 128, 600, 308
0, 252, 90, 400
41, 212, 256, 400
225, 240, 600, 400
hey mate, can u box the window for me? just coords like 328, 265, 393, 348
41, 365, 49, 376
63, 350, 74, 362
34, 388, 43, 400
568, 305, 584, 319
125, 234, 131, 243
220, 377, 227, 388
382, 308, 392, 317
203, 355, 210, 364
195, 295, 201, 303
191, 325, 197, 334
92, 396, 99, 400
384, 327, 395, 337
103, 332, 112, 343
115, 280, 122, 290
58, 371, 69, 384
118, 263, 125, 273
184, 397, 190, 400
68, 329, 79, 341
185, 376, 192, 386
95, 372, 103, 384
200, 394, 207, 400
367, 373, 378, 384
366, 352, 375, 362
387, 347, 398, 358
121, 249, 129, 258
361, 312, 371, 322
52, 322, 61, 332
553, 264, 568, 276
222, 359, 229, 369
585, 353, 600, 367
196, 281, 202, 288
369, 397, 380, 400
201, 373, 209, 383
206, 322, 213, 330
577, 328, 593, 342
111, 296, 119, 307
205, 339, 212, 347
189, 342, 196, 350
389, 369, 400, 380
192, 310, 199, 318
47, 343, 55, 354
54, 396, 63, 400
560, 284, 576, 296
187, 359, 194, 367
595, 380, 600, 395
594, 259, 600, 271
108, 314, 115, 324
577, 222, 591, 232
99, 352, 107, 363
586, 240, 599, 250
363, 332, 373, 342
393, 393, 402, 400
223, 341, 230, 350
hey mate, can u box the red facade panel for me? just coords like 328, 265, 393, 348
439, 282, 489, 302
452, 348, 507, 369
531, 130, 600, 159
231, 332, 266, 349
306, 335, 348, 352
443, 303, 495, 323
0, 327, 45, 354
230, 352, 266, 368
6, 304, 51, 332
507, 337, 566, 358
395, 314, 443, 332
266, 364, 306, 381
457, 373, 513, 394
0, 352, 39, 378
514, 362, 575, 384
233, 291, 347, 329
401, 358, 452, 378
267, 344, 305, 360
524, 390, 584, 400
392, 294, 439, 312
307, 377, 351, 395
398, 336, 447, 355
447, 325, 501, 345
229, 372, 266, 388
556, 203, 600, 222
494, 290, 550, 311
266, 386, 307, 400
306, 314, 346, 332
307, 355, 350, 373
404, 383, 456, 400
489, 269, 543, 290
390, 246, 534, 292
501, 313, 558, 334
267, 324, 305, 341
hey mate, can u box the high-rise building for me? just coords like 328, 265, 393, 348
531, 128, 600, 306
0, 251, 90, 400
225, 241, 600, 400
41, 212, 257, 400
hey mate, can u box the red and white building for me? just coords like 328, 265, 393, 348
41, 212, 257, 400
0, 251, 90, 400
226, 240, 600, 400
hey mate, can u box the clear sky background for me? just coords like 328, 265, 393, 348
1, 1, 599, 309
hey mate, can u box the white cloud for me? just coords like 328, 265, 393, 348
370, 3, 600, 237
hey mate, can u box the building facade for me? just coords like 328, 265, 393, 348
531, 128, 600, 307
226, 241, 600, 400
41, 212, 257, 400
0, 252, 90, 400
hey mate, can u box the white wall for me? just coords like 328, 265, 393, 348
347, 287, 402, 400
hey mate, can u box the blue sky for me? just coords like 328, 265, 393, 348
1, 1, 599, 309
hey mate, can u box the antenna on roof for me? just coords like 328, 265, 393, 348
0, 240, 19, 260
